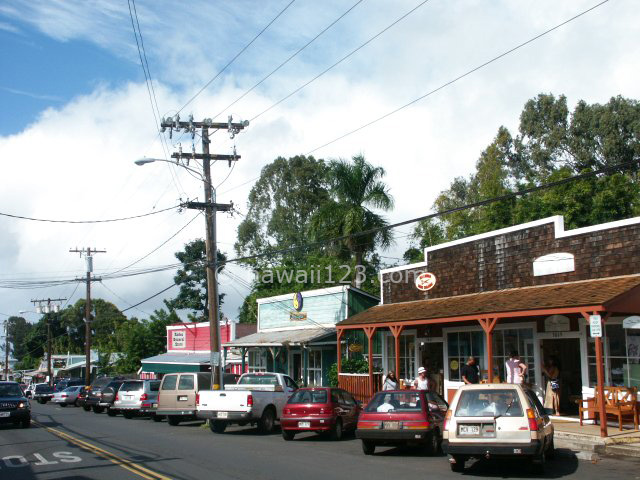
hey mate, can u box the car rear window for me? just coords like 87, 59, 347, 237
238, 374, 278, 386
35, 384, 53, 393
120, 381, 143, 392
455, 389, 524, 417
365, 392, 422, 413
178, 375, 194, 390
149, 381, 161, 392
288, 390, 328, 404
161, 376, 177, 390
91, 378, 111, 389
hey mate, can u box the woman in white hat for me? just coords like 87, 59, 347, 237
413, 366, 431, 391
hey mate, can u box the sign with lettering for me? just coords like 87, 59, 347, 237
415, 272, 437, 291
172, 330, 186, 348
292, 292, 303, 311
289, 312, 307, 322
589, 315, 602, 338
545, 315, 570, 332
623, 316, 640, 329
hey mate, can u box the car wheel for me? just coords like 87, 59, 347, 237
123, 411, 134, 419
330, 419, 343, 441
92, 406, 104, 414
546, 437, 556, 460
151, 414, 163, 423
37, 399, 45, 404
210, 420, 227, 434
425, 430, 439, 456
167, 416, 181, 426
74, 400, 80, 407
450, 456, 465, 472
83, 405, 91, 412
531, 450, 546, 474
59, 403, 67, 408
257, 407, 275, 434
362, 440, 375, 455
21, 418, 31, 429
282, 429, 295, 441
107, 408, 117, 417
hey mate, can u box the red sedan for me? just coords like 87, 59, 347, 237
356, 390, 448, 455
281, 387, 360, 441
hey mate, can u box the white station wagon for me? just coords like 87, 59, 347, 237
442, 383, 555, 473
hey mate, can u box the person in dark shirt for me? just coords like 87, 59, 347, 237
461, 356, 480, 384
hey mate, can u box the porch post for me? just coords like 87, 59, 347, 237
241, 347, 246, 373
336, 328, 344, 374
478, 318, 498, 383
364, 327, 377, 398
390, 325, 404, 384
303, 346, 308, 387
582, 311, 608, 438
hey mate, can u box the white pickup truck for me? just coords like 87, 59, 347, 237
197, 372, 299, 434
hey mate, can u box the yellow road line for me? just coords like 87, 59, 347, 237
32, 420, 172, 480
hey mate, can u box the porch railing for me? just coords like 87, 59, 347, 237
338, 372, 383, 405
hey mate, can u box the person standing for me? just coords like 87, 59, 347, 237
413, 367, 431, 390
542, 357, 561, 415
383, 371, 399, 390
461, 357, 480, 384
505, 351, 527, 384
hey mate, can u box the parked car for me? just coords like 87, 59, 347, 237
0, 381, 31, 428
442, 383, 554, 473
24, 383, 38, 398
111, 379, 161, 419
85, 377, 127, 413
281, 387, 360, 441
356, 390, 448, 456
54, 378, 84, 392
52, 386, 84, 407
32, 384, 54, 404
157, 372, 212, 426
77, 386, 91, 411
197, 372, 298, 434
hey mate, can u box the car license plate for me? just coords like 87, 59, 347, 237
298, 421, 311, 428
152, 403, 158, 408
217, 412, 228, 418
458, 424, 480, 436
383, 421, 399, 430
125, 395, 133, 400
0, 412, 9, 418
178, 396, 188, 401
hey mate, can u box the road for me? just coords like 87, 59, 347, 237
0, 402, 638, 480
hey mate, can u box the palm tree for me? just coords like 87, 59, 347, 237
309, 155, 394, 287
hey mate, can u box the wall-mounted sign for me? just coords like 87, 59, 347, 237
450, 360, 459, 371
292, 292, 303, 311
533, 252, 575, 277
53, 359, 67, 369
348, 343, 363, 353
544, 315, 570, 332
589, 314, 602, 338
289, 312, 307, 322
172, 330, 186, 348
415, 272, 437, 291
623, 316, 640, 329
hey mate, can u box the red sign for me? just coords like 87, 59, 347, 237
415, 272, 437, 291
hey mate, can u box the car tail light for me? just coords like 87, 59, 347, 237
247, 394, 253, 407
140, 393, 148, 401
443, 409, 452, 431
195, 393, 200, 405
318, 407, 331, 414
61, 394, 68, 397
402, 421, 431, 429
357, 420, 382, 430
527, 408, 539, 431
283, 408, 290, 415
115, 394, 119, 402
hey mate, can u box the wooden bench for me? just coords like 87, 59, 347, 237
579, 386, 639, 431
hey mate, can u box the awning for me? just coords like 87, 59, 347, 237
140, 353, 211, 374
224, 328, 335, 348
338, 274, 640, 328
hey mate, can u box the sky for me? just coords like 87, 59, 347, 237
0, 0, 638, 329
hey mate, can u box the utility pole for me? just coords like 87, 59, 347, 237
70, 247, 106, 386
3, 320, 8, 381
30, 298, 66, 386
161, 115, 247, 390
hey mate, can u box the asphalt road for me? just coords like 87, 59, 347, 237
0, 402, 638, 480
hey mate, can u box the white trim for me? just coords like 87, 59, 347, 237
380, 261, 430, 275
258, 325, 337, 333
166, 323, 209, 331
257, 285, 347, 304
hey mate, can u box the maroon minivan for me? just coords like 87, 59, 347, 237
281, 387, 360, 441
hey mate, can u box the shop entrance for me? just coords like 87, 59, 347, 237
291, 352, 302, 384
420, 341, 444, 397
540, 338, 582, 414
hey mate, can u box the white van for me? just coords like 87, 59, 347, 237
442, 383, 554, 473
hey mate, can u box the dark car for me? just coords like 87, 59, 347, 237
281, 387, 360, 441
85, 377, 127, 413
77, 386, 91, 411
32, 384, 54, 404
356, 390, 448, 456
0, 381, 31, 428
54, 378, 84, 392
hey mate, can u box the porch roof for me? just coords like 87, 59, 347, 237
338, 274, 640, 328
224, 328, 335, 347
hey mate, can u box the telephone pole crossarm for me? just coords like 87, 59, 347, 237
31, 298, 66, 386
183, 201, 233, 211
170, 153, 240, 162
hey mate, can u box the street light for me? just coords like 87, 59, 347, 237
134, 157, 203, 178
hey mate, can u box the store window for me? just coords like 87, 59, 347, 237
248, 350, 267, 373
447, 331, 484, 381
588, 324, 640, 388
492, 328, 535, 383
307, 350, 322, 386
386, 333, 416, 382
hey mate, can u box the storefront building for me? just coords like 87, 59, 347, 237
336, 215, 640, 436
225, 285, 379, 387
140, 319, 256, 378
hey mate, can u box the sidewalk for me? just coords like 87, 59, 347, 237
552, 418, 640, 460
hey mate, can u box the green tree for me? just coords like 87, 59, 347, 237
6, 316, 32, 361
165, 239, 226, 322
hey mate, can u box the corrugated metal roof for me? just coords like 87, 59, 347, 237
141, 353, 211, 365
225, 328, 335, 347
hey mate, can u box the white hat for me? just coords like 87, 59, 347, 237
418, 367, 426, 374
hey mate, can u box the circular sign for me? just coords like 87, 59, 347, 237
292, 292, 303, 312
450, 360, 459, 371
415, 272, 437, 291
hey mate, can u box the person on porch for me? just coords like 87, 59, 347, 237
413, 366, 432, 391
506, 351, 527, 384
382, 371, 398, 390
461, 357, 480, 384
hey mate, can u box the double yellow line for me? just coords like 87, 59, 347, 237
32, 420, 172, 480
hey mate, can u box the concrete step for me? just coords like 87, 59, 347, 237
606, 443, 640, 458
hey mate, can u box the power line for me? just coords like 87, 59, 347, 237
213, 0, 365, 120
0, 204, 179, 224
121, 283, 177, 313
250, 0, 432, 122
305, 0, 610, 154
100, 282, 152, 317
176, 0, 297, 115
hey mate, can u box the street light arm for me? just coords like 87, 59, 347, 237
134, 157, 204, 178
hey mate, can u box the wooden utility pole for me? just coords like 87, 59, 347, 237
70, 247, 106, 386
30, 298, 66, 386
3, 320, 8, 381
160, 115, 247, 390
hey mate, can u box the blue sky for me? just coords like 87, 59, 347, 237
0, 0, 638, 322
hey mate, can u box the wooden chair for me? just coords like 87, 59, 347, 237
579, 386, 639, 431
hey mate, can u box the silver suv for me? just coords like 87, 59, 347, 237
112, 380, 161, 420
442, 384, 554, 474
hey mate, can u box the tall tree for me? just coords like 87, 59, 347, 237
309, 154, 394, 287
6, 316, 32, 361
